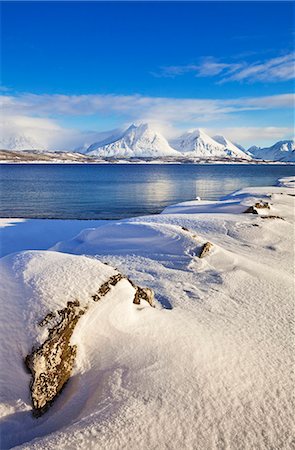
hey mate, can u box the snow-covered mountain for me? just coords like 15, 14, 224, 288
247, 145, 260, 155
248, 140, 295, 162
170, 129, 251, 159
86, 129, 126, 154
212, 135, 249, 158
1, 123, 293, 162
0, 135, 46, 151
233, 142, 246, 152
86, 123, 179, 158
74, 128, 124, 154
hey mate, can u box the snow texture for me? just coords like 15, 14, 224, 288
248, 139, 295, 162
86, 124, 179, 158
0, 177, 294, 449
170, 128, 251, 159
1, 121, 293, 162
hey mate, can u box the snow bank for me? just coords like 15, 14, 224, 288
0, 219, 108, 258
0, 177, 294, 449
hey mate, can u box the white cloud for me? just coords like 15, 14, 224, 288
1, 92, 293, 124
0, 115, 115, 151
155, 52, 295, 84
1, 92, 293, 149
221, 53, 295, 83
203, 127, 294, 148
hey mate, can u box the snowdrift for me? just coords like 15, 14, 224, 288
0, 178, 294, 449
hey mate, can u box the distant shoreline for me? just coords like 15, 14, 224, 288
0, 160, 293, 165
0, 149, 294, 165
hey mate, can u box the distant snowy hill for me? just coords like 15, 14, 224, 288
170, 129, 251, 159
248, 140, 295, 162
1, 123, 293, 162
0, 135, 46, 151
86, 123, 179, 158
212, 135, 249, 158
75, 128, 123, 154
247, 145, 260, 155
233, 142, 246, 152
86, 129, 126, 153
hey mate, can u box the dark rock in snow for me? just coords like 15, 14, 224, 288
133, 286, 155, 307
199, 242, 213, 258
26, 271, 155, 417
26, 300, 86, 417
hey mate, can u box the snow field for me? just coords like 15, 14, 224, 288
0, 177, 294, 449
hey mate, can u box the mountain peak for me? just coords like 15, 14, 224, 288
212, 135, 248, 157
249, 139, 295, 162
212, 135, 228, 145
86, 123, 178, 158
170, 129, 250, 159
0, 135, 46, 151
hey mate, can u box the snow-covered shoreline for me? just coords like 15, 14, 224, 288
1, 160, 293, 165
0, 177, 294, 449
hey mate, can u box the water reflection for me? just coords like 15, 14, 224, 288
194, 177, 242, 200
0, 164, 294, 219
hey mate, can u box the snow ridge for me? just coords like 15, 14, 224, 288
0, 135, 46, 151
86, 123, 179, 158
170, 128, 251, 159
248, 139, 295, 162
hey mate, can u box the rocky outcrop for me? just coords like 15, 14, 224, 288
199, 242, 213, 258
92, 274, 123, 301
25, 300, 86, 417
261, 215, 284, 220
244, 206, 259, 214
133, 285, 155, 307
244, 201, 270, 214
26, 271, 155, 417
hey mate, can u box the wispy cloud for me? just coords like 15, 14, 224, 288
154, 52, 295, 83
0, 115, 119, 151
204, 127, 294, 147
1, 91, 293, 149
1, 92, 293, 124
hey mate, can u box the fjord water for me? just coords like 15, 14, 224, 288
1, 163, 294, 219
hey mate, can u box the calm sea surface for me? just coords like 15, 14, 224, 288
0, 163, 294, 219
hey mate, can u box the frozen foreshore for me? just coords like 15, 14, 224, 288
0, 177, 294, 449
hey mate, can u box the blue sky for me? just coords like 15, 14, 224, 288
1, 1, 294, 147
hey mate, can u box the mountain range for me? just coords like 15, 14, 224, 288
247, 140, 295, 163
0, 123, 294, 162
170, 129, 250, 160
87, 123, 179, 158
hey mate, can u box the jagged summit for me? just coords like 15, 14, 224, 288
170, 128, 250, 159
170, 128, 222, 153
247, 145, 261, 157
249, 140, 295, 162
86, 123, 179, 158
1, 123, 292, 162
212, 135, 250, 159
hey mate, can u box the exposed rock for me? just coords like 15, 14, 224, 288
92, 274, 123, 301
261, 215, 285, 220
26, 272, 155, 417
244, 206, 259, 214
38, 312, 56, 327
133, 286, 155, 307
92, 271, 155, 308
254, 201, 270, 209
25, 300, 86, 417
199, 242, 213, 258
244, 201, 270, 214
